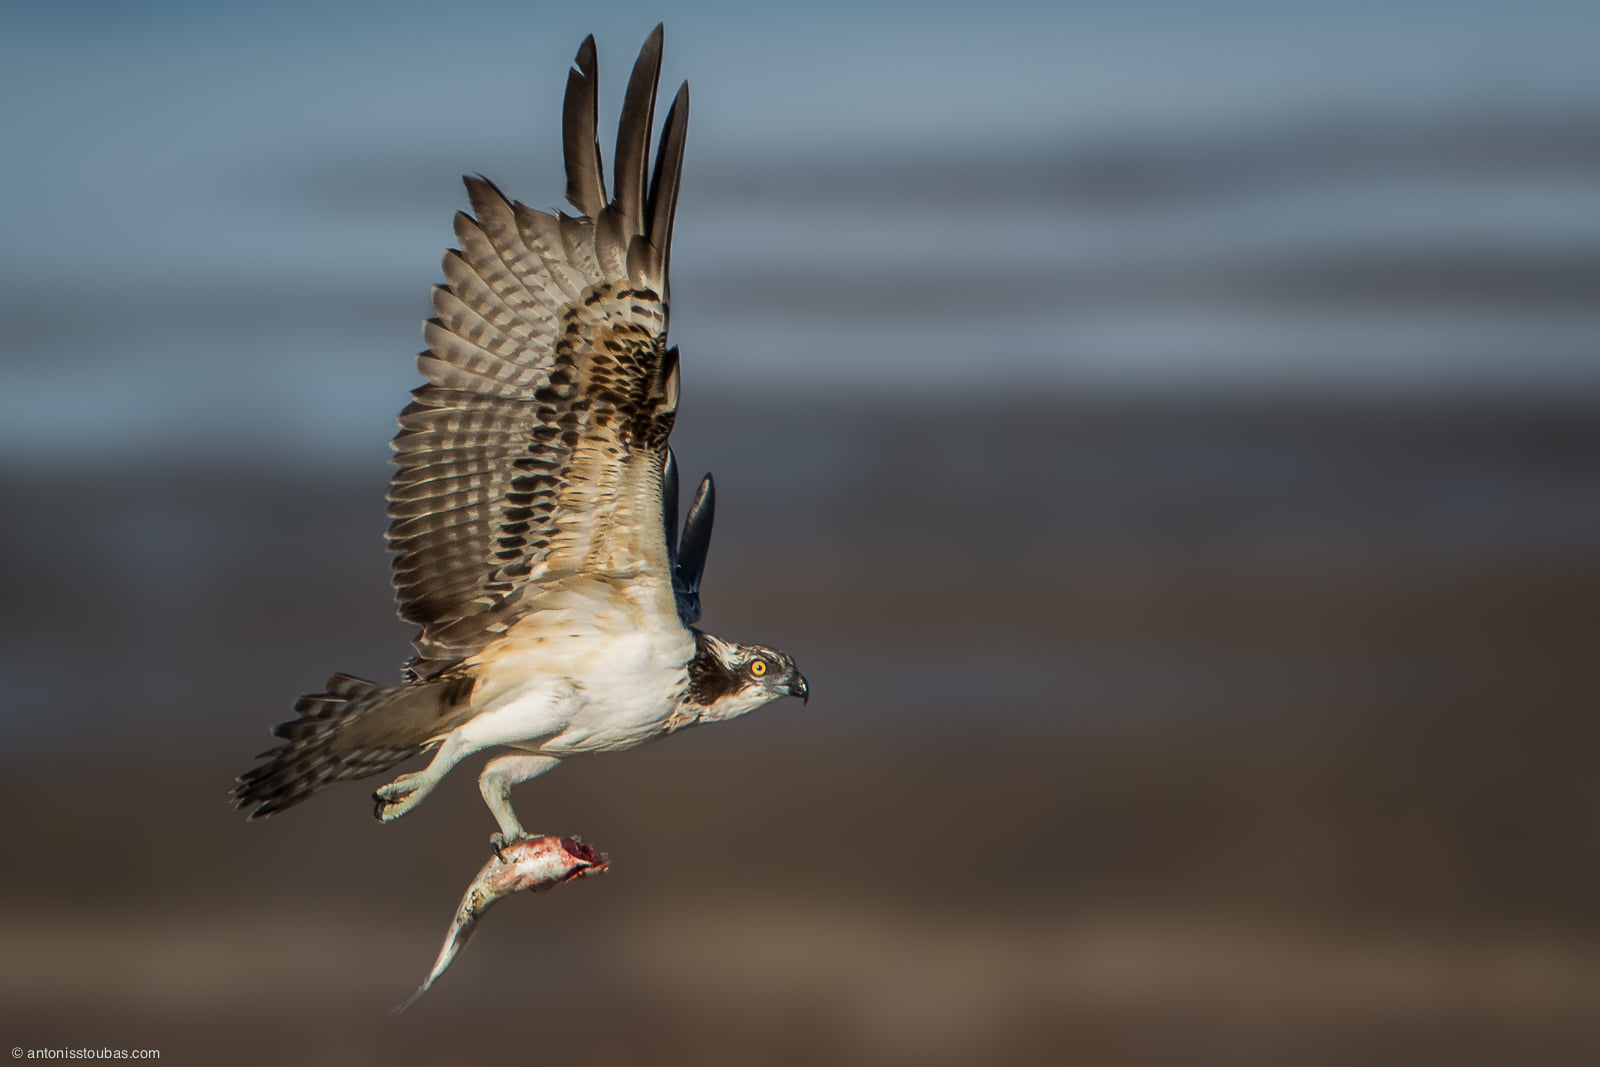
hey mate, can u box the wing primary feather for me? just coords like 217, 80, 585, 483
642, 82, 689, 287
611, 24, 663, 245
562, 35, 606, 217
675, 472, 715, 620
662, 447, 681, 567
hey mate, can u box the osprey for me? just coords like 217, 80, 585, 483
233, 26, 807, 852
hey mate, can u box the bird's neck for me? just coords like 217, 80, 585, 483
680, 630, 739, 710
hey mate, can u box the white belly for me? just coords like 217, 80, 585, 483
463, 622, 694, 758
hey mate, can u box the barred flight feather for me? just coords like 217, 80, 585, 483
233, 673, 476, 819
562, 36, 607, 219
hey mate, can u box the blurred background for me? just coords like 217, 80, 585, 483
2, 1, 1598, 1063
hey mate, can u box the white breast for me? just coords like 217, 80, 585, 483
541, 627, 692, 754
466, 579, 695, 757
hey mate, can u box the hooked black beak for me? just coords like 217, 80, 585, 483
788, 672, 809, 704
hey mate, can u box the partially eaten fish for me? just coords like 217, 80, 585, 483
396, 835, 608, 1012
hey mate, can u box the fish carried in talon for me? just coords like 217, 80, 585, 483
396, 835, 609, 1012
229, 23, 808, 856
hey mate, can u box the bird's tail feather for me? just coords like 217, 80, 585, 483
232, 673, 436, 820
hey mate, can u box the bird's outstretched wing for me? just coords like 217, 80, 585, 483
388, 26, 690, 678
662, 448, 715, 625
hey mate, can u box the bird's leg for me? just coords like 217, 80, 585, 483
479, 754, 560, 858
374, 729, 486, 823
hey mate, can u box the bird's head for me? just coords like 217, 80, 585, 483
682, 631, 807, 724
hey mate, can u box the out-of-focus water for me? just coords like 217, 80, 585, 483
3, 7, 1599, 1062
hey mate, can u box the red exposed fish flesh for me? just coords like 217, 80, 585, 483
397, 835, 608, 1011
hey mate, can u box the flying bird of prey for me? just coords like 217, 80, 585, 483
233, 26, 807, 852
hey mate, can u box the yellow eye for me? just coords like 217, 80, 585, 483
749, 659, 768, 677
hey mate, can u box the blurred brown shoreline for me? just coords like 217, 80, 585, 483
2, 394, 1597, 1063
5, 712, 1599, 1064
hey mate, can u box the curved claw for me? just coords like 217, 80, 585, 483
489, 830, 533, 863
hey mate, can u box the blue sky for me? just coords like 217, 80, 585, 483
3, 0, 1598, 463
